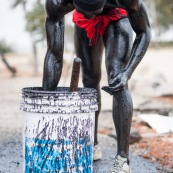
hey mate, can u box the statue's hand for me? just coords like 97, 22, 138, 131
102, 73, 128, 95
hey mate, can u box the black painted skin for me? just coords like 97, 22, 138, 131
43, 0, 151, 162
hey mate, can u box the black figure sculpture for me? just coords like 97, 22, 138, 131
43, 0, 151, 172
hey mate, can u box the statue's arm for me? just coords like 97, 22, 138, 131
102, 0, 151, 94
43, 1, 74, 90
120, 0, 152, 79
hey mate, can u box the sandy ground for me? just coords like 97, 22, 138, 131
0, 47, 173, 172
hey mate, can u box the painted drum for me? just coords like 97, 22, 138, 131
20, 87, 98, 173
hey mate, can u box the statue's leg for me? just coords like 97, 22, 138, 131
74, 25, 104, 147
103, 18, 133, 162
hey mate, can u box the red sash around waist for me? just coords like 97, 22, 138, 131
73, 8, 127, 46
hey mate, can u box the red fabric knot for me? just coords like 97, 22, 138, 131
73, 8, 127, 46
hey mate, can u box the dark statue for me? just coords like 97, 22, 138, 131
42, 0, 151, 172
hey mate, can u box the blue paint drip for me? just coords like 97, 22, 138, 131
25, 137, 93, 173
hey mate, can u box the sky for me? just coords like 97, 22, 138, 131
0, 1, 36, 54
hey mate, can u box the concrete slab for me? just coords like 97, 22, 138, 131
93, 135, 158, 173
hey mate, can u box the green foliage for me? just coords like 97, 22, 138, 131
11, 0, 45, 42
25, 2, 45, 42
156, 0, 173, 28
0, 40, 13, 54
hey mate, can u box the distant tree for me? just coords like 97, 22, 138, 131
25, 2, 45, 76
0, 40, 17, 76
156, 0, 173, 28
11, 0, 44, 40
11, 0, 45, 76
25, 2, 45, 42
11, 0, 27, 12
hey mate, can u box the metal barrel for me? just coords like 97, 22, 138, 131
20, 87, 98, 173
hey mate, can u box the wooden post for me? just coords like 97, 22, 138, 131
70, 57, 82, 92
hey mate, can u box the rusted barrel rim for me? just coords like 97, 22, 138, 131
22, 87, 97, 94
20, 87, 98, 114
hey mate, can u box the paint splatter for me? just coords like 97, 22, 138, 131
25, 138, 92, 173
20, 87, 98, 114
24, 114, 94, 173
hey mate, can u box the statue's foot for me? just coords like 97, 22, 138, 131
93, 144, 102, 161
108, 155, 131, 173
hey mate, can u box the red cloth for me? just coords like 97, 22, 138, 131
73, 8, 127, 46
